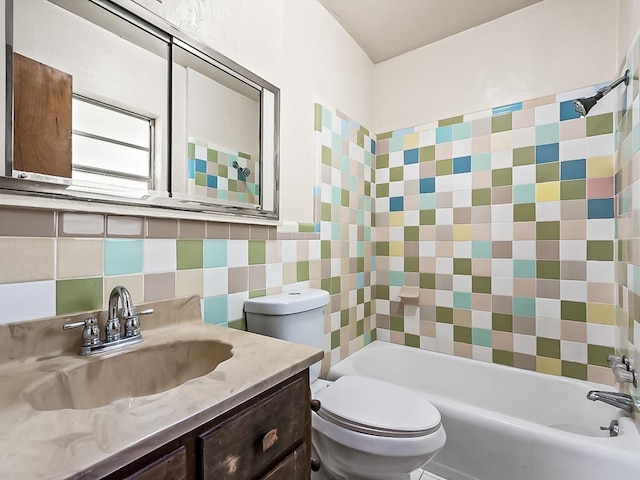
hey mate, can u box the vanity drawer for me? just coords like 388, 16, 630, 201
123, 446, 186, 480
260, 443, 308, 480
199, 376, 308, 479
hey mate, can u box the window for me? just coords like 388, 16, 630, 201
71, 95, 154, 190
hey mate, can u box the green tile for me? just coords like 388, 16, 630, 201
298, 223, 315, 233
375, 242, 389, 256
341, 189, 349, 207
331, 276, 341, 294
420, 145, 435, 162
297, 261, 310, 281
513, 259, 536, 278
228, 318, 247, 330
561, 300, 586, 322
249, 290, 266, 299
405, 333, 420, 348
588, 344, 614, 367
492, 313, 513, 332
56, 278, 103, 315
436, 306, 453, 324
195, 172, 206, 186
513, 146, 535, 166
321, 240, 331, 259
420, 273, 436, 289
587, 240, 614, 261
390, 316, 404, 332
472, 276, 492, 294
453, 258, 472, 275
420, 210, 436, 225
377, 182, 389, 198
536, 260, 560, 279
390, 166, 403, 182
177, 239, 203, 270
218, 164, 228, 177
321, 203, 331, 222
404, 257, 419, 272
364, 181, 371, 197
188, 142, 195, 159
321, 145, 332, 166
536, 163, 559, 183
536, 221, 560, 240
404, 226, 419, 241
357, 257, 364, 272
341, 309, 349, 327
537, 337, 561, 358
472, 188, 491, 206
492, 113, 512, 133
248, 240, 266, 265
586, 113, 613, 136
560, 179, 586, 200
436, 159, 452, 176
207, 148, 218, 163
454, 325, 472, 344
320, 278, 332, 294
314, 103, 323, 131
493, 350, 514, 366
439, 115, 464, 126
357, 319, 364, 336
377, 131, 393, 140
561, 361, 588, 380
376, 153, 389, 169
492, 168, 513, 186
331, 330, 340, 349
357, 288, 364, 304
513, 203, 536, 222
365, 301, 372, 317
376, 285, 389, 300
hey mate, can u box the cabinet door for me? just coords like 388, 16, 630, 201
200, 377, 308, 479
123, 446, 186, 480
261, 444, 308, 480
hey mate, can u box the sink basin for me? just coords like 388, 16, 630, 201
22, 339, 233, 411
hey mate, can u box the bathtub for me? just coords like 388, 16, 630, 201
327, 341, 640, 480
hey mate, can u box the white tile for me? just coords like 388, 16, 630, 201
473, 345, 493, 362
492, 259, 513, 277
420, 241, 436, 257
587, 323, 616, 347
203, 267, 228, 297
420, 336, 437, 351
435, 289, 453, 307
419, 129, 436, 146
561, 340, 588, 363
453, 275, 472, 291
492, 222, 513, 241
280, 240, 297, 264
492, 205, 512, 223
536, 298, 561, 319
227, 240, 248, 267
453, 189, 471, 208
512, 164, 535, 185
513, 241, 537, 260
452, 138, 472, 157
536, 316, 562, 339
559, 240, 586, 261
536, 201, 561, 221
587, 261, 614, 283
472, 310, 492, 329
227, 291, 248, 322
586, 219, 615, 240
491, 149, 512, 169
453, 241, 471, 258
265, 263, 282, 288
389, 151, 404, 168
513, 333, 537, 355
560, 138, 587, 161
560, 280, 587, 302
0, 281, 55, 324
436, 208, 454, 225
389, 182, 404, 197
511, 126, 535, 148
143, 239, 176, 273
435, 257, 453, 274
586, 134, 614, 157
535, 103, 559, 124
492, 276, 513, 296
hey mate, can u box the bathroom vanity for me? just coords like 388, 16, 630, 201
0, 296, 323, 480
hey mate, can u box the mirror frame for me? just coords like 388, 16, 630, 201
2, 0, 280, 220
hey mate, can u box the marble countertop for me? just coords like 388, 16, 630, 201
0, 296, 323, 480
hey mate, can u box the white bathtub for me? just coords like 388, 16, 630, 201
328, 341, 640, 480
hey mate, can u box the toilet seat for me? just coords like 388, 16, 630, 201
314, 376, 441, 438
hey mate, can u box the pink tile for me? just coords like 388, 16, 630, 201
587, 177, 614, 198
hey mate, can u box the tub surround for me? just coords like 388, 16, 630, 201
0, 295, 323, 480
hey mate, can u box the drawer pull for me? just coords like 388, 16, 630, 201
311, 457, 322, 472
310, 399, 321, 412
261, 428, 279, 452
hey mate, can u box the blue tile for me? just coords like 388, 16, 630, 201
392, 127, 415, 137
341, 119, 349, 138
453, 156, 471, 174
560, 100, 581, 121
204, 239, 227, 268
207, 175, 218, 188
535, 123, 559, 145
471, 153, 491, 171
471, 241, 492, 258
513, 297, 536, 317
436, 125, 453, 143
322, 106, 332, 129
453, 122, 472, 140
204, 295, 228, 325
419, 193, 436, 209
371, 139, 376, 154
492, 102, 522, 116
389, 137, 404, 152
513, 184, 535, 204
195, 159, 207, 173
188, 159, 195, 179
357, 272, 365, 289
560, 159, 586, 180
389, 271, 404, 286
587, 198, 614, 219
104, 239, 143, 276
389, 196, 404, 212
420, 177, 436, 194
535, 143, 559, 164
453, 292, 472, 309
404, 148, 419, 165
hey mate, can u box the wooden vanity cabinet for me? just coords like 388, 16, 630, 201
88, 370, 312, 480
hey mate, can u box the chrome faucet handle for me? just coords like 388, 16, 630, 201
63, 317, 101, 349
123, 308, 153, 338
608, 354, 623, 368
614, 364, 638, 388
104, 316, 122, 343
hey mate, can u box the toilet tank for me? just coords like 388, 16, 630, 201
244, 289, 329, 381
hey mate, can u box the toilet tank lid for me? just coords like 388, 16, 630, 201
244, 289, 330, 315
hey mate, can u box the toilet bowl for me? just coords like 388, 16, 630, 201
244, 290, 446, 480
310, 377, 445, 480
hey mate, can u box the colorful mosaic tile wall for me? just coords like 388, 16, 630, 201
187, 139, 259, 205
373, 88, 618, 384
313, 103, 376, 368
615, 32, 640, 410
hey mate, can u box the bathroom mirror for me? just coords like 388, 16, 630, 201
2, 0, 280, 219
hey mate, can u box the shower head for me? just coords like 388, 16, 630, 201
572, 70, 630, 117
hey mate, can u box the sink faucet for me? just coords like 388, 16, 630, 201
63, 286, 153, 355
587, 390, 637, 413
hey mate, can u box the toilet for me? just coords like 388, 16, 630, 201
244, 289, 446, 480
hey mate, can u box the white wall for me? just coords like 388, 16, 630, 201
617, 0, 640, 68
373, 0, 618, 133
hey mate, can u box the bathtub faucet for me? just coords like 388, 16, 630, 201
587, 390, 637, 413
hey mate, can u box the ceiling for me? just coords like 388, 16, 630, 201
317, 0, 543, 63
